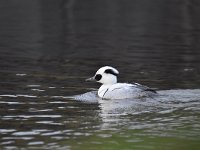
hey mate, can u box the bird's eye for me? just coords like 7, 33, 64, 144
95, 74, 102, 81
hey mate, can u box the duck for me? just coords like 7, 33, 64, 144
86, 66, 157, 99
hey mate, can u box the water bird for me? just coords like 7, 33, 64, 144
86, 66, 156, 99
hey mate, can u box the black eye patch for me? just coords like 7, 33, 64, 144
104, 69, 118, 76
95, 74, 102, 81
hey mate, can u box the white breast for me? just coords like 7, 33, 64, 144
98, 83, 144, 99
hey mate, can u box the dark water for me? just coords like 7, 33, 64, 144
0, 0, 200, 149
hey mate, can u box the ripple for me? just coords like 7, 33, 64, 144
0, 94, 37, 98
0, 141, 15, 145
36, 121, 63, 125
49, 101, 69, 104
0, 101, 24, 104
97, 133, 112, 138
28, 141, 44, 145
3, 115, 62, 119
0, 95, 17, 98
51, 136, 65, 140
41, 131, 62, 136
158, 108, 178, 114
16, 73, 27, 76
27, 85, 41, 87
0, 129, 16, 133
3, 137, 34, 140
31, 89, 45, 92
2, 146, 18, 149
50, 96, 71, 99
28, 108, 53, 112
48, 87, 56, 89
12, 131, 40, 136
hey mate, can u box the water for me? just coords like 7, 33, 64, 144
0, 0, 200, 149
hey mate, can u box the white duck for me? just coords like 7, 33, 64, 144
86, 66, 156, 99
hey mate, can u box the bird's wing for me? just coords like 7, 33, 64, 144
131, 83, 157, 93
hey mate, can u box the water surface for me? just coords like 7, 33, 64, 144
0, 0, 200, 150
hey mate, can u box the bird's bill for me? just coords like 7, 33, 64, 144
85, 76, 95, 82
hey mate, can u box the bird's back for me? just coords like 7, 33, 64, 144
101, 83, 156, 99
